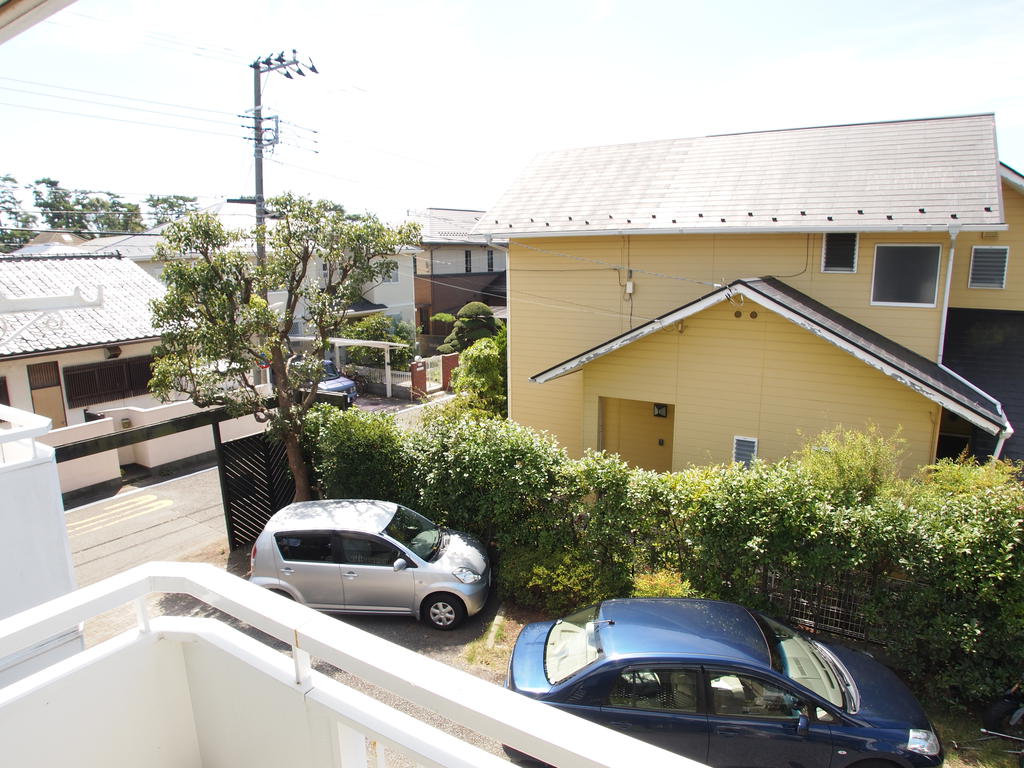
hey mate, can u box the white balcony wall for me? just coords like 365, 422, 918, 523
0, 405, 81, 686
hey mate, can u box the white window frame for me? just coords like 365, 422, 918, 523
464, 250, 472, 273
821, 233, 858, 273
382, 268, 400, 284
487, 249, 494, 272
870, 243, 942, 308
968, 245, 1009, 289
733, 436, 758, 467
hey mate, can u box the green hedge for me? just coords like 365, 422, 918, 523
302, 406, 1024, 700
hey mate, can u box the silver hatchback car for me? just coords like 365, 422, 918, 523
249, 499, 490, 629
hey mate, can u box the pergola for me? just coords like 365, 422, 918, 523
290, 336, 409, 398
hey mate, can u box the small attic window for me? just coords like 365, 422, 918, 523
822, 233, 857, 273
969, 246, 1008, 289
733, 436, 758, 468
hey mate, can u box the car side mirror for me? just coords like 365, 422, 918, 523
797, 713, 810, 737
393, 558, 408, 572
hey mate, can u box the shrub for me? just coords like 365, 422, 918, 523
450, 327, 507, 417
339, 313, 415, 368
793, 424, 905, 505
632, 569, 697, 598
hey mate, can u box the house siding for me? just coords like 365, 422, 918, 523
948, 181, 1024, 311
580, 301, 940, 470
508, 231, 955, 458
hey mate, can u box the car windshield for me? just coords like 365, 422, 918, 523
544, 603, 602, 685
322, 360, 341, 379
755, 613, 845, 707
383, 505, 442, 560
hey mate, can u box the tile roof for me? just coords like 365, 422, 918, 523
478, 114, 1004, 236
0, 253, 165, 356
531, 276, 1008, 436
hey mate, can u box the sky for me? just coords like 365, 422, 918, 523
2, 0, 1023, 227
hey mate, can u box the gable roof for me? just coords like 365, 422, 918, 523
532, 277, 1009, 437
420, 208, 508, 246
0, 253, 164, 357
478, 114, 1004, 237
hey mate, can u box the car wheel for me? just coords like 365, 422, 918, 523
422, 593, 466, 630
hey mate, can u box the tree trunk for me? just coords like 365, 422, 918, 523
284, 429, 312, 502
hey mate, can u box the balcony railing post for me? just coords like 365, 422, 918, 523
336, 722, 368, 767
134, 597, 151, 633
292, 644, 311, 686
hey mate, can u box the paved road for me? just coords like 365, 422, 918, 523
66, 466, 229, 587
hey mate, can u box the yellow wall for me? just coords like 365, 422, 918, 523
580, 302, 940, 470
948, 181, 1024, 310
508, 230, 957, 457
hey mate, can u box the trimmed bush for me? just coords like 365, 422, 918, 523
302, 408, 1024, 700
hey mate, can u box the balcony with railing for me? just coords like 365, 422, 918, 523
0, 561, 703, 768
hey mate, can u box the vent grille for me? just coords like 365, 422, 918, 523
733, 436, 758, 467
969, 246, 1008, 289
822, 233, 857, 272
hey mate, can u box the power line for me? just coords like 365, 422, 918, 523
0, 101, 247, 140
0, 85, 247, 129
0, 76, 240, 117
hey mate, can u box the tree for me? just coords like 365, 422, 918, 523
436, 301, 500, 354
0, 174, 37, 252
149, 193, 420, 502
31, 177, 145, 236
450, 325, 508, 417
339, 313, 415, 368
145, 194, 199, 226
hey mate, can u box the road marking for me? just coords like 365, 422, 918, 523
68, 497, 174, 537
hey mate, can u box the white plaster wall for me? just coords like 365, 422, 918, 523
36, 418, 120, 492
0, 430, 83, 684
365, 252, 416, 326
0, 636, 201, 767
0, 340, 160, 426
99, 400, 265, 468
430, 245, 507, 275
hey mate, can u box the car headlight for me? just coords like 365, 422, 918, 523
906, 729, 940, 756
453, 567, 481, 584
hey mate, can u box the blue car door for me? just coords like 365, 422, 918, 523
584, 665, 709, 762
705, 668, 833, 768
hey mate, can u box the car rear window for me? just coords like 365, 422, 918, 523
275, 532, 334, 563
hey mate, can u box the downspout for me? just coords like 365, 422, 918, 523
936, 222, 1014, 457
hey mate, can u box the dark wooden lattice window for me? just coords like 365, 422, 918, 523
0, 376, 9, 407
64, 355, 154, 408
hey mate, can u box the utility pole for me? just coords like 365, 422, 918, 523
247, 50, 318, 265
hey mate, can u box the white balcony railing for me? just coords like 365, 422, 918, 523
0, 562, 704, 768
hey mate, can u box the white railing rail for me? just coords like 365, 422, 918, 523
0, 562, 703, 768
0, 404, 52, 466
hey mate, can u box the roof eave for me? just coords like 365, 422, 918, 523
494, 223, 1007, 239
532, 282, 1007, 436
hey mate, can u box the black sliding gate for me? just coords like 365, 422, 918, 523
214, 429, 296, 550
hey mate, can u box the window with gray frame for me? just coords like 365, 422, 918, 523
487, 249, 494, 272
871, 244, 941, 305
465, 250, 472, 273
822, 233, 857, 273
969, 246, 1008, 289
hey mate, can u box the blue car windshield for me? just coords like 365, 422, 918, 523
322, 360, 341, 379
544, 604, 602, 684
384, 505, 442, 560
755, 613, 844, 707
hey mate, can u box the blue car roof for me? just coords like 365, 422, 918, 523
597, 598, 770, 668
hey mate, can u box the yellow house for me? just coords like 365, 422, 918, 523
477, 114, 1023, 471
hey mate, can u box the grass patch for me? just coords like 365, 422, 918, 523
932, 707, 1019, 768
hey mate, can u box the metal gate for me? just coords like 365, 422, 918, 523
215, 430, 295, 550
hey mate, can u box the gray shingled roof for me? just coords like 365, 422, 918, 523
479, 114, 1004, 236
0, 253, 164, 356
421, 208, 508, 245
532, 276, 1008, 436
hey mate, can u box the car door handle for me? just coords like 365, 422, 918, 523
343, 571, 358, 579
716, 727, 742, 737
279, 567, 294, 575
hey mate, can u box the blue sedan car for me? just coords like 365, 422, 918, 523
506, 598, 942, 768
